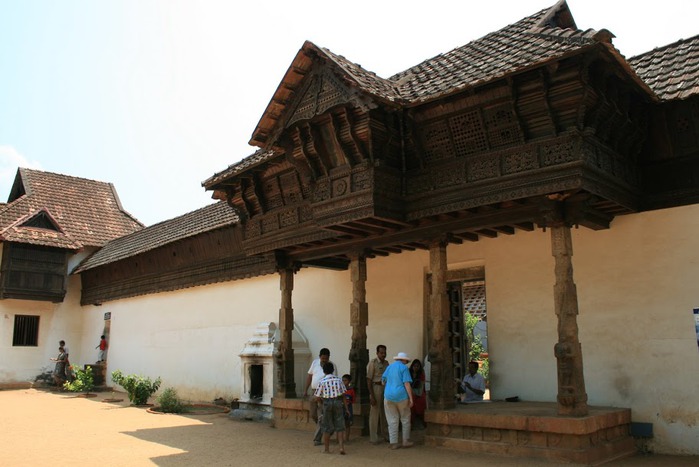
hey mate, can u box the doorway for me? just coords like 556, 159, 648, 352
446, 268, 488, 400
425, 266, 489, 401
461, 280, 488, 386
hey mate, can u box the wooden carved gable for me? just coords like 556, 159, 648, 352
285, 66, 373, 129
268, 65, 376, 188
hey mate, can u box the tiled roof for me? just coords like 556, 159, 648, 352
389, 6, 601, 104
317, 47, 402, 103
210, 2, 609, 184
0, 208, 82, 249
74, 201, 239, 272
0, 168, 142, 249
202, 149, 276, 189
628, 34, 699, 101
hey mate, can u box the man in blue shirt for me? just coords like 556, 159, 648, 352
382, 352, 414, 449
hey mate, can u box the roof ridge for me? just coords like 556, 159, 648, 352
21, 167, 115, 186
388, 5, 553, 86
314, 44, 404, 102
628, 33, 699, 62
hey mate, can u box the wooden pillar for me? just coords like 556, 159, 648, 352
348, 253, 370, 435
428, 238, 455, 410
551, 225, 588, 416
275, 267, 296, 398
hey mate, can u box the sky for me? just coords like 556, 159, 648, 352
0, 0, 697, 226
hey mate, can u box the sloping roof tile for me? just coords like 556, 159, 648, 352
74, 201, 239, 272
211, 2, 605, 184
0, 169, 142, 249
628, 34, 699, 100
0, 208, 82, 249
202, 149, 276, 189
315, 47, 402, 103
390, 7, 599, 104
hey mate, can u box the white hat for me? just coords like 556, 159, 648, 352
393, 352, 410, 362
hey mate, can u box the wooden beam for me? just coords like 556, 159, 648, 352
324, 225, 369, 237
368, 249, 390, 257
493, 225, 515, 235
291, 203, 540, 262
453, 232, 479, 242
476, 229, 498, 238
515, 222, 535, 231
346, 221, 386, 235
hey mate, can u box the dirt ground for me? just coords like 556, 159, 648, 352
0, 388, 696, 466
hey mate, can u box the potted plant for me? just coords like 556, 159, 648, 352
111, 370, 161, 406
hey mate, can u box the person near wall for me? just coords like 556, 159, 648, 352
96, 335, 108, 363
59, 340, 73, 381
460, 361, 486, 402
50, 346, 68, 387
409, 359, 427, 429
314, 362, 349, 455
382, 351, 415, 450
303, 347, 335, 446
366, 344, 389, 444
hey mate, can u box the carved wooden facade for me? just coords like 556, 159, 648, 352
202, 5, 699, 417
80, 226, 277, 305
204, 40, 687, 266
0, 243, 69, 302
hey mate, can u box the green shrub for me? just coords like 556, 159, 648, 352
64, 365, 94, 394
157, 387, 184, 413
465, 313, 489, 382
111, 370, 161, 405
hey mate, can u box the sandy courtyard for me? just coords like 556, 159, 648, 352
0, 388, 696, 466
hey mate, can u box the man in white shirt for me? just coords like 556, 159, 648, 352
461, 361, 486, 402
303, 348, 335, 445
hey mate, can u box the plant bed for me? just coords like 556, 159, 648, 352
147, 403, 230, 415
101, 398, 124, 403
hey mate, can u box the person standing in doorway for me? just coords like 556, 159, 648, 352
460, 361, 486, 402
366, 344, 388, 444
382, 351, 414, 450
303, 348, 335, 446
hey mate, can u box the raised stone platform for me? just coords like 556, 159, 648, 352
230, 400, 274, 422
425, 401, 635, 465
271, 397, 314, 431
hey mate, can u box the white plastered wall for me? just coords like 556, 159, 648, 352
4, 204, 696, 453
92, 259, 429, 402
444, 204, 699, 454
0, 249, 89, 383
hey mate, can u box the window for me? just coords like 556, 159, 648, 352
12, 315, 39, 346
